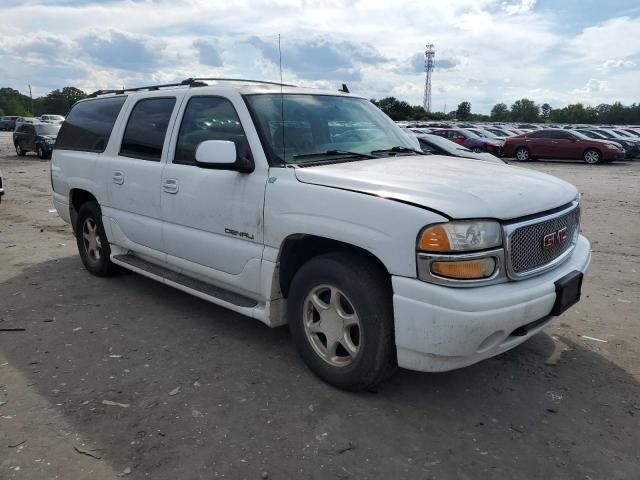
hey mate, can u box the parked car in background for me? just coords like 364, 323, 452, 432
40, 114, 65, 125
484, 127, 516, 138
15, 117, 40, 129
502, 129, 625, 164
13, 122, 60, 158
0, 116, 19, 131
415, 133, 504, 163
431, 128, 503, 156
576, 129, 638, 158
0, 167, 4, 204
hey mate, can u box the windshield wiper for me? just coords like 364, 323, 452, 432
292, 150, 375, 160
370, 146, 427, 156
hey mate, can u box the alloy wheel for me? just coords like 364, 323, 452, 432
303, 284, 361, 367
82, 218, 102, 263
584, 150, 600, 164
516, 148, 529, 161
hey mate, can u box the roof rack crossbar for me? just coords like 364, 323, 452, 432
88, 77, 296, 98
183, 77, 296, 87
88, 79, 200, 97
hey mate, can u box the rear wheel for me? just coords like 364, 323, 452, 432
515, 146, 530, 161
76, 201, 117, 276
583, 149, 602, 164
15, 144, 26, 156
287, 252, 396, 391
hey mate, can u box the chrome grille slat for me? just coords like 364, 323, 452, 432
505, 203, 580, 279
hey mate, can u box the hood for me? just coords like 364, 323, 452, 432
294, 155, 577, 220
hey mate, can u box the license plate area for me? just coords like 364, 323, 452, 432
551, 270, 583, 315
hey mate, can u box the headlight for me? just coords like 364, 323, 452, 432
418, 220, 502, 252
45, 138, 56, 144
604, 144, 617, 150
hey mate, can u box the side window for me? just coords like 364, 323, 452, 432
56, 96, 127, 152
174, 96, 250, 166
120, 97, 176, 161
527, 131, 547, 139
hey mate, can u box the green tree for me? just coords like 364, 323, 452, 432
540, 103, 552, 121
372, 96, 415, 121
510, 98, 539, 122
490, 103, 510, 121
456, 101, 472, 119
39, 86, 87, 115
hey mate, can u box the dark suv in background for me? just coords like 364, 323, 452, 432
13, 122, 61, 158
0, 116, 18, 131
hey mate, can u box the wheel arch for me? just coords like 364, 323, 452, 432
274, 234, 391, 301
69, 188, 99, 233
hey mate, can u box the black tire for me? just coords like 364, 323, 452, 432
36, 145, 45, 159
287, 251, 396, 391
75, 201, 117, 277
583, 148, 602, 164
472, 147, 482, 153
15, 144, 26, 156
514, 146, 530, 161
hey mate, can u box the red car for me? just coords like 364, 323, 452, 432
431, 128, 503, 156
502, 129, 625, 164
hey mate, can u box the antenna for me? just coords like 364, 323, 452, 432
278, 33, 285, 164
422, 44, 435, 113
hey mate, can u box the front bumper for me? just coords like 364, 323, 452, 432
392, 235, 591, 372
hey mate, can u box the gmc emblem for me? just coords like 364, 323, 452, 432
543, 227, 568, 250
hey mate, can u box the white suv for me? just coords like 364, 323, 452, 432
52, 78, 591, 390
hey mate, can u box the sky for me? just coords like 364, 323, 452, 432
1, 0, 639, 114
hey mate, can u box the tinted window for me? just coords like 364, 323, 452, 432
56, 96, 127, 152
527, 131, 550, 139
120, 98, 176, 161
174, 96, 250, 166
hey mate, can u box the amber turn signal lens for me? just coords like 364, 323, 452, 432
431, 258, 496, 280
418, 225, 451, 252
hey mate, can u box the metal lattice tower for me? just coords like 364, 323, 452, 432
422, 44, 435, 112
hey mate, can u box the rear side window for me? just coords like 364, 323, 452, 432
174, 96, 250, 166
56, 96, 127, 153
120, 97, 176, 161
527, 131, 548, 139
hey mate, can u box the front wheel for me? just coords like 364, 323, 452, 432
287, 252, 396, 391
583, 149, 602, 164
36, 145, 46, 159
515, 146, 530, 161
15, 144, 26, 156
76, 201, 118, 276
472, 147, 482, 153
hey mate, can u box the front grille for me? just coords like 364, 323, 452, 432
507, 205, 580, 275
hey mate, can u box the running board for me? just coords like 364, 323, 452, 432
112, 254, 258, 308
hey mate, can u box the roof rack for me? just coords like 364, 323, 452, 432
88, 77, 296, 97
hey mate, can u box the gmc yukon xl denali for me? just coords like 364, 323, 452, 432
52, 79, 591, 390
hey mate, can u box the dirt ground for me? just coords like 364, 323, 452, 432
0, 130, 638, 479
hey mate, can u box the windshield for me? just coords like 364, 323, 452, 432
35, 124, 61, 135
244, 94, 416, 164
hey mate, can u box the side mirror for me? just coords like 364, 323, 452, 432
195, 140, 253, 172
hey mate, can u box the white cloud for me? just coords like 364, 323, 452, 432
0, 1, 638, 112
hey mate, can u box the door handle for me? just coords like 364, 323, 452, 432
162, 179, 179, 194
112, 171, 124, 185
552, 140, 559, 144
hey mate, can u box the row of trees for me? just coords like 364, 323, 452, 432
0, 87, 87, 117
371, 96, 640, 124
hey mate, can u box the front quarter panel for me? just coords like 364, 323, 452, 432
264, 167, 447, 277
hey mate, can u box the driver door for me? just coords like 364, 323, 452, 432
160, 93, 267, 295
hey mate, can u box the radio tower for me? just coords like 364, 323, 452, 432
422, 44, 435, 112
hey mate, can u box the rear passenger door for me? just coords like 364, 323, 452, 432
160, 93, 267, 294
105, 96, 180, 260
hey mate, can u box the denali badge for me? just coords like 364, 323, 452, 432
543, 227, 568, 250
